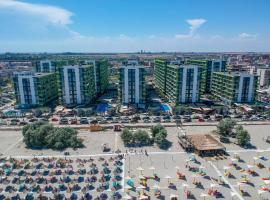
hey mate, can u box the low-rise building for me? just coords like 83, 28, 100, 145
211, 72, 258, 104
13, 71, 58, 108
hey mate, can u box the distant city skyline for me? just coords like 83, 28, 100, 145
0, 0, 270, 52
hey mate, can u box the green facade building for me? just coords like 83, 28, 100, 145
163, 64, 202, 103
58, 65, 96, 107
211, 72, 258, 104
84, 60, 109, 95
13, 72, 58, 108
186, 59, 226, 93
154, 59, 167, 96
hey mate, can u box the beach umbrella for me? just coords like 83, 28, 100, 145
125, 185, 132, 190
137, 185, 146, 190
139, 175, 146, 180
170, 194, 178, 199
237, 182, 246, 190
175, 166, 180, 171
264, 180, 270, 185
164, 175, 172, 184
152, 184, 160, 189
149, 166, 155, 175
123, 193, 132, 199
137, 167, 144, 175
210, 183, 219, 189
182, 183, 189, 190
223, 166, 231, 172
139, 194, 148, 200
258, 190, 266, 196
253, 156, 259, 164
247, 164, 254, 169
200, 193, 209, 200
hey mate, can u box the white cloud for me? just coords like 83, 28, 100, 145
186, 19, 207, 34
175, 18, 207, 39
0, 0, 73, 26
238, 32, 258, 39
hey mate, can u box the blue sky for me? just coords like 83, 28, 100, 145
0, 0, 269, 52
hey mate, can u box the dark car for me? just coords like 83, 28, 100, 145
152, 117, 161, 123
29, 118, 38, 122
80, 118, 89, 124
172, 115, 181, 119
106, 116, 113, 121
59, 118, 69, 124
19, 121, 28, 125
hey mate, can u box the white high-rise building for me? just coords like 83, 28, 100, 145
119, 61, 146, 104
39, 60, 55, 73
257, 68, 270, 87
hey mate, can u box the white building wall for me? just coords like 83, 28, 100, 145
75, 68, 81, 104
181, 67, 187, 103
121, 65, 143, 104
192, 67, 198, 102
124, 68, 129, 103
135, 68, 140, 103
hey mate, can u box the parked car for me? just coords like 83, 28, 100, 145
51, 117, 59, 122
105, 116, 113, 121
163, 119, 171, 123
172, 115, 181, 119
40, 118, 49, 122
19, 121, 28, 125
143, 119, 151, 123
152, 116, 161, 123
59, 118, 69, 125
80, 118, 89, 124
29, 118, 38, 122
70, 118, 78, 125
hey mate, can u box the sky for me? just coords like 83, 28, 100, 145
0, 0, 269, 52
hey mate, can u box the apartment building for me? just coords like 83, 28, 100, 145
119, 60, 146, 104
185, 59, 226, 93
13, 71, 58, 108
165, 64, 202, 103
257, 68, 270, 87
37, 60, 56, 73
211, 72, 258, 104
84, 60, 109, 95
154, 59, 167, 96
58, 65, 96, 107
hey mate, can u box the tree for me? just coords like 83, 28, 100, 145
133, 130, 151, 146
151, 124, 164, 138
216, 119, 236, 137
235, 125, 251, 147
121, 128, 133, 146
151, 124, 168, 147
22, 122, 84, 150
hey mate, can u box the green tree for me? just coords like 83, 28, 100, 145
22, 122, 83, 150
235, 125, 250, 146
133, 130, 151, 146
151, 124, 168, 147
151, 124, 164, 138
216, 119, 236, 137
121, 128, 133, 145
